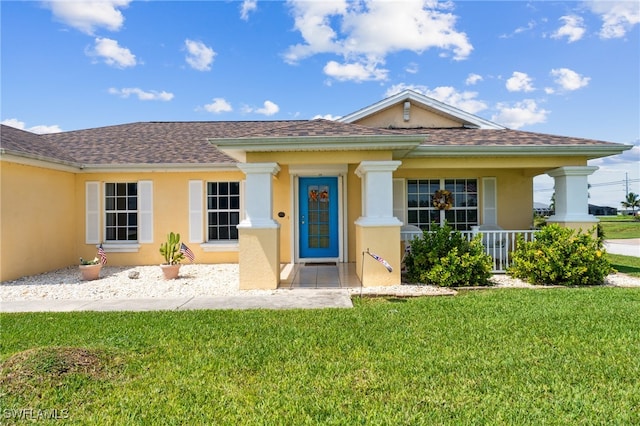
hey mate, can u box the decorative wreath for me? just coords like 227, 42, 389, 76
432, 189, 453, 210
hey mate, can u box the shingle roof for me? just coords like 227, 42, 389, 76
1, 124, 78, 164
1, 120, 627, 168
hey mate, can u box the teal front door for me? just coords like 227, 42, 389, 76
299, 177, 339, 259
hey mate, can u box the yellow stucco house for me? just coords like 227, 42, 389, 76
0, 90, 631, 286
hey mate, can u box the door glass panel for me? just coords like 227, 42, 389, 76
308, 185, 330, 248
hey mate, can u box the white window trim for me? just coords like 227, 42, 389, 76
200, 241, 239, 252
101, 243, 141, 253
403, 178, 480, 229
205, 180, 243, 243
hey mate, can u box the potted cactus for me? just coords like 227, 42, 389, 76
159, 232, 185, 279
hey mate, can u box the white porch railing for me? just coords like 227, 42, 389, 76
401, 228, 538, 273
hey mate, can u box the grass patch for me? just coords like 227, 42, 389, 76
597, 216, 640, 239
608, 253, 640, 277
1, 288, 640, 424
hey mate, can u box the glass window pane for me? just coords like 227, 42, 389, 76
219, 212, 228, 225
105, 183, 115, 196
128, 183, 137, 196
230, 182, 240, 195
219, 197, 228, 209
219, 183, 229, 195
117, 197, 126, 210
208, 197, 217, 210
230, 227, 238, 240
230, 196, 240, 210
116, 183, 126, 196
208, 182, 217, 195
219, 227, 229, 240
106, 198, 115, 210
208, 227, 218, 240
128, 196, 137, 210
230, 212, 239, 225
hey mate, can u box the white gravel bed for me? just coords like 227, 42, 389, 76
1, 264, 638, 302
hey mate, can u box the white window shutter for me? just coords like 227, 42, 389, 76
86, 182, 100, 244
240, 180, 246, 222
189, 180, 203, 243
138, 180, 154, 243
482, 177, 497, 225
393, 178, 406, 224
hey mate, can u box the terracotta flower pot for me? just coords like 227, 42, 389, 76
79, 264, 102, 281
160, 264, 181, 280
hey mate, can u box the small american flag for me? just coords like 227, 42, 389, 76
180, 243, 195, 262
98, 244, 107, 265
366, 250, 393, 273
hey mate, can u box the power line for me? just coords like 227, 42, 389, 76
534, 178, 640, 193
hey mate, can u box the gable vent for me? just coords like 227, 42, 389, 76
403, 101, 410, 121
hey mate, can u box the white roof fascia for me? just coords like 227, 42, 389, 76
210, 134, 425, 153
79, 164, 240, 173
406, 144, 632, 159
0, 150, 81, 172
338, 90, 505, 130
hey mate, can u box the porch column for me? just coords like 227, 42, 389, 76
546, 166, 599, 232
237, 163, 281, 290
355, 161, 402, 287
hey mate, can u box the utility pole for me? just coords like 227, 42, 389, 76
625, 172, 629, 196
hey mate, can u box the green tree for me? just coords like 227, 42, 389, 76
621, 192, 640, 215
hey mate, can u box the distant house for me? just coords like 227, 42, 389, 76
533, 203, 553, 217
589, 204, 618, 216
0, 90, 631, 286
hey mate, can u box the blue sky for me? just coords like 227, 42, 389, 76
2, 0, 639, 208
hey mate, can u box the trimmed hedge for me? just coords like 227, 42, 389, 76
508, 224, 612, 286
404, 223, 493, 287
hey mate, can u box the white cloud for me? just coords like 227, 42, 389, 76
284, 0, 472, 82
1, 118, 62, 134
550, 68, 590, 91
203, 98, 233, 114
500, 20, 536, 39
405, 62, 419, 74
465, 73, 483, 85
44, 0, 131, 35
240, 0, 258, 21
385, 83, 488, 114
492, 99, 549, 129
587, 1, 640, 39
108, 87, 174, 101
89, 37, 137, 68
506, 72, 535, 92
185, 39, 216, 71
592, 139, 640, 166
551, 15, 586, 43
323, 60, 388, 82
255, 100, 280, 116
312, 114, 340, 120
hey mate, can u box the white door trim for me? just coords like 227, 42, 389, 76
289, 165, 348, 263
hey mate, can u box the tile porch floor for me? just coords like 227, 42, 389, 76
279, 263, 362, 289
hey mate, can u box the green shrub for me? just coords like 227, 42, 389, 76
508, 224, 612, 286
404, 223, 493, 287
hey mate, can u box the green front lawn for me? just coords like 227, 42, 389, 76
2, 288, 639, 424
598, 216, 640, 239
608, 253, 640, 277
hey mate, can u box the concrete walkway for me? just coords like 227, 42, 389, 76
1, 289, 354, 313
604, 239, 640, 257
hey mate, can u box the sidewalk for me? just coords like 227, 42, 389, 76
0, 290, 354, 313
604, 239, 640, 257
